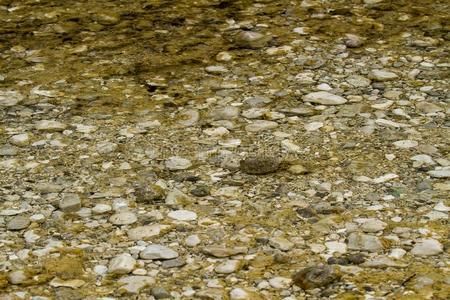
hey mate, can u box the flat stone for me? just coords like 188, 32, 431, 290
346, 75, 371, 87
205, 65, 229, 74
127, 224, 170, 240
269, 237, 294, 251
96, 141, 118, 154
161, 257, 186, 268
428, 168, 450, 178
185, 235, 201, 247
203, 246, 248, 258
117, 276, 155, 294
49, 278, 85, 288
245, 120, 278, 132
0, 90, 24, 106
0, 145, 18, 156
7, 215, 30, 230
165, 188, 191, 205
210, 106, 240, 120
411, 239, 443, 256
303, 92, 347, 105
235, 31, 271, 49
167, 210, 197, 221
359, 218, 387, 233
10, 133, 30, 146
92, 204, 112, 214
393, 140, 418, 149
140, 244, 179, 260
35, 120, 67, 132
369, 69, 398, 81
347, 232, 383, 252
109, 211, 137, 225
152, 287, 171, 299
269, 277, 292, 289
7, 270, 28, 284
165, 156, 192, 170
59, 193, 81, 212
215, 259, 242, 274
389, 248, 407, 259
178, 109, 200, 127
230, 288, 251, 300
325, 241, 347, 254
108, 253, 136, 274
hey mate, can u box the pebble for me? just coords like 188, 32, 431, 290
0, 145, 18, 156
185, 235, 201, 247
347, 232, 383, 252
229, 288, 251, 300
344, 33, 365, 48
346, 75, 371, 87
428, 168, 450, 178
0, 90, 24, 106
269, 277, 292, 289
245, 120, 278, 132
96, 141, 118, 154
10, 133, 30, 146
117, 276, 155, 294
7, 215, 30, 230
393, 140, 418, 149
205, 65, 229, 74
59, 193, 81, 212
239, 155, 280, 175
269, 237, 294, 251
152, 287, 171, 299
389, 248, 407, 259
92, 204, 112, 214
140, 244, 179, 260
203, 246, 248, 258
35, 120, 67, 132
235, 31, 271, 49
369, 69, 398, 81
165, 156, 192, 170
215, 259, 242, 274
109, 212, 138, 225
8, 270, 28, 284
411, 239, 443, 256
325, 241, 347, 254
127, 224, 170, 240
303, 91, 347, 105
167, 210, 197, 221
305, 121, 324, 131
359, 218, 387, 232
108, 253, 136, 274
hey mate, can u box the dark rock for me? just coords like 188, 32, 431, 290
135, 183, 166, 203
239, 155, 280, 175
292, 265, 340, 289
161, 257, 186, 269
190, 185, 210, 197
